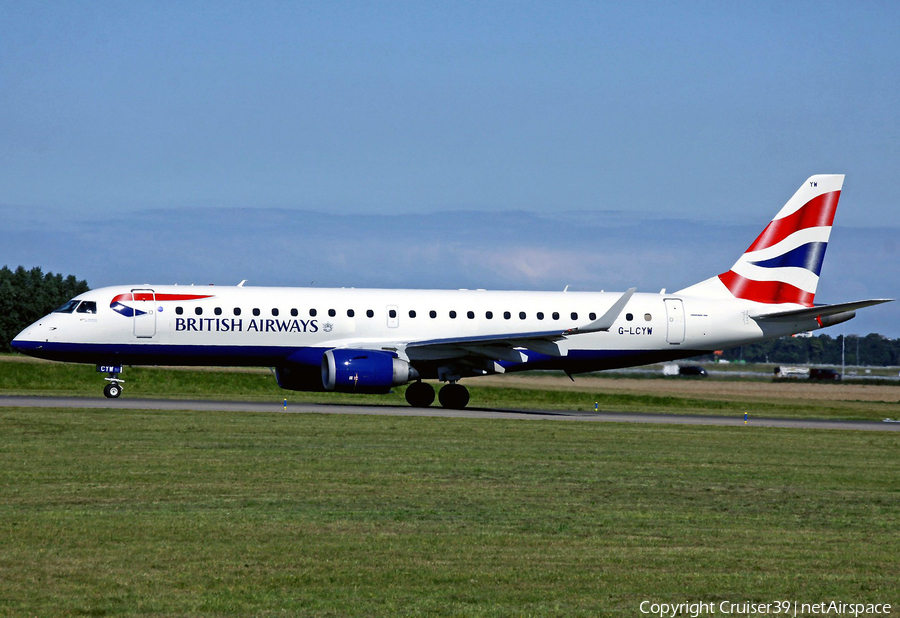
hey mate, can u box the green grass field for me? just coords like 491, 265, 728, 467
1, 405, 898, 617
1, 356, 898, 615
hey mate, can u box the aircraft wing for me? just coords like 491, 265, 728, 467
404, 329, 570, 363
334, 329, 569, 364
359, 288, 639, 364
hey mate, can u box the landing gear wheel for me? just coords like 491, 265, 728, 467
405, 382, 435, 408
103, 383, 122, 399
438, 383, 469, 409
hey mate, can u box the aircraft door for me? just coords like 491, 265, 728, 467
132, 289, 157, 338
664, 298, 685, 344
387, 305, 399, 328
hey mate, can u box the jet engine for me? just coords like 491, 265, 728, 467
275, 363, 327, 392
322, 349, 418, 393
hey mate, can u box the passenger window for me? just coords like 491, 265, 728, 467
626, 313, 633, 321
234, 308, 242, 316
429, 310, 437, 318
644, 313, 652, 321
176, 307, 184, 315
571, 312, 578, 320
552, 312, 560, 320
253, 308, 261, 316
195, 307, 203, 316
347, 309, 355, 317
328, 309, 336, 317
366, 309, 374, 318
467, 311, 475, 319
589, 312, 597, 321
214, 307, 222, 316
409, 310, 416, 318
519, 312, 526, 320
537, 312, 544, 320
76, 301, 97, 314
291, 308, 298, 317
486, 311, 493, 319
503, 311, 511, 320
309, 308, 317, 317
389, 309, 397, 318
272, 308, 280, 317
449, 310, 457, 319
53, 300, 80, 314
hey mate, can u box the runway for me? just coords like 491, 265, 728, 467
2, 395, 898, 431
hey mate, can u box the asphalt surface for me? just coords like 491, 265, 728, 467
2, 395, 899, 431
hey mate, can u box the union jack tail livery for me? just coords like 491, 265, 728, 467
678, 175, 843, 307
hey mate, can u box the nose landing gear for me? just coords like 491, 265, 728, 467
103, 381, 123, 398
98, 365, 124, 398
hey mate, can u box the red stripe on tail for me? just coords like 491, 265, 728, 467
718, 271, 815, 306
745, 191, 840, 252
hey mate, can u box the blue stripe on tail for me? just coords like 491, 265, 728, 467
749, 241, 827, 276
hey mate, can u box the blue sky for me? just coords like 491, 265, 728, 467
2, 2, 898, 336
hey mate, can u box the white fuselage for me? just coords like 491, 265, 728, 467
13, 284, 818, 378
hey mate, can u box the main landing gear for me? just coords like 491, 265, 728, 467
438, 383, 469, 409
405, 381, 435, 408
404, 381, 470, 409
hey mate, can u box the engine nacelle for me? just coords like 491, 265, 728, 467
322, 349, 418, 393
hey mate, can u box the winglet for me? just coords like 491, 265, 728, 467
565, 288, 637, 335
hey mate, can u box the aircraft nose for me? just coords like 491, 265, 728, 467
11, 334, 36, 353
11, 324, 46, 354
9, 337, 31, 354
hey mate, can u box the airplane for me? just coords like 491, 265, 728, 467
11, 175, 891, 408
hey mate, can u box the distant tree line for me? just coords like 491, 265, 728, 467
0, 266, 90, 353
713, 333, 900, 367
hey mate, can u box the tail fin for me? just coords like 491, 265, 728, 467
677, 175, 844, 306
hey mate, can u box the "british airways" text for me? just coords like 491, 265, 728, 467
175, 318, 319, 333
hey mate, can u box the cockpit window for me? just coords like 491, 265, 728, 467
54, 300, 80, 314
76, 301, 97, 314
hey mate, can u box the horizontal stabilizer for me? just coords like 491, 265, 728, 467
752, 299, 892, 321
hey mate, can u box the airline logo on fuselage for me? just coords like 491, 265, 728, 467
175, 317, 318, 333
111, 293, 214, 317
